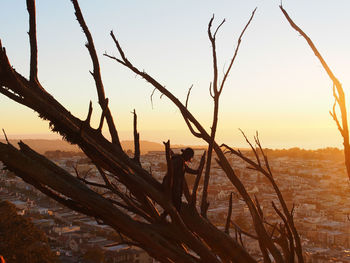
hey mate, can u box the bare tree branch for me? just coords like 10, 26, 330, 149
163, 140, 173, 201
85, 100, 93, 124
97, 98, 109, 132
272, 202, 295, 263
213, 18, 226, 39
185, 84, 193, 108
231, 220, 258, 240
190, 151, 206, 207
0, 2, 305, 261
209, 82, 214, 98
222, 136, 304, 262
181, 112, 203, 138
132, 109, 141, 166
240, 129, 261, 167
225, 192, 233, 234
281, 5, 350, 182
2, 129, 9, 144
150, 88, 156, 109
197, 9, 255, 217
26, 0, 38, 84
0, 86, 25, 104
71, 0, 121, 148
106, 31, 211, 142
219, 8, 257, 95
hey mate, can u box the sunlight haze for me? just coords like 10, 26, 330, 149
1, 0, 350, 149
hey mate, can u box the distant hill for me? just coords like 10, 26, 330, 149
122, 140, 206, 154
0, 139, 205, 155
121, 140, 164, 154
0, 139, 341, 159
0, 139, 80, 154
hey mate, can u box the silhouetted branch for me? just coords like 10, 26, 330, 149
0, 141, 211, 262
207, 15, 220, 95
28, 177, 97, 217
150, 88, 156, 109
185, 84, 193, 108
85, 100, 93, 124
225, 192, 233, 234
96, 166, 113, 187
71, 0, 121, 148
200, 14, 237, 216
230, 220, 258, 240
281, 5, 350, 184
181, 112, 203, 138
254, 132, 272, 175
190, 151, 206, 207
219, 8, 257, 94
254, 195, 264, 219
238, 231, 245, 249
291, 203, 296, 217
26, 0, 38, 84
330, 99, 343, 135
280, 6, 340, 88
163, 140, 173, 201
0, 87, 25, 105
76, 176, 109, 189
104, 241, 139, 248
107, 198, 154, 222
0, 2, 303, 261
2, 129, 9, 144
272, 202, 295, 263
270, 223, 278, 239
106, 31, 211, 142
222, 134, 303, 262
239, 129, 261, 166
215, 146, 283, 262
208, 82, 213, 98
132, 109, 141, 166
213, 18, 226, 39
97, 98, 109, 132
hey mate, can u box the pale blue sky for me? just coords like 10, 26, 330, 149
1, 1, 350, 148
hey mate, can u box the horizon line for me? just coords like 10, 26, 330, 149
0, 137, 343, 151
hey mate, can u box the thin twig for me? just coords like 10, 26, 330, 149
213, 19, 226, 39
239, 129, 261, 167
2, 129, 9, 144
185, 84, 193, 108
225, 192, 233, 234
230, 220, 258, 240
106, 31, 211, 142
180, 111, 202, 138
97, 98, 109, 132
219, 8, 257, 94
85, 100, 93, 124
26, 0, 38, 84
150, 88, 156, 109
190, 151, 206, 207
132, 109, 141, 166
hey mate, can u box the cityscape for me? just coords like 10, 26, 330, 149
1, 147, 350, 262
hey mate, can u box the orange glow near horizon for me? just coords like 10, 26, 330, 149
1, 1, 350, 150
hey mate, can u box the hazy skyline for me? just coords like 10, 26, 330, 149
1, 1, 350, 149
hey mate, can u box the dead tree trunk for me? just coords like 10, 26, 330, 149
0, 1, 303, 262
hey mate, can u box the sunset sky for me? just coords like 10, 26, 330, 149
1, 0, 350, 149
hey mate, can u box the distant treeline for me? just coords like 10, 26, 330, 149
44, 150, 85, 158
262, 147, 343, 161
44, 147, 344, 161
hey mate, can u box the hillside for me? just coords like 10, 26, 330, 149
0, 139, 203, 154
